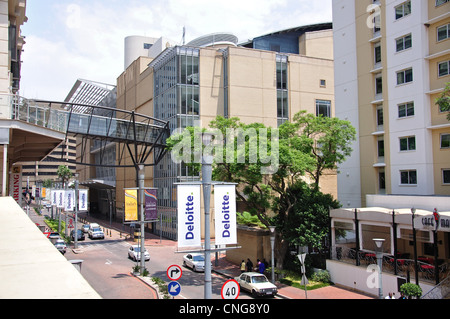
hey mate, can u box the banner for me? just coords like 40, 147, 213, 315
10, 165, 22, 206
214, 184, 237, 245
125, 189, 138, 221
65, 190, 75, 211
145, 189, 158, 220
78, 189, 88, 212
177, 184, 201, 248
56, 190, 65, 208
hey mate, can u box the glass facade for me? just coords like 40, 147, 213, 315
153, 47, 200, 239
276, 54, 288, 126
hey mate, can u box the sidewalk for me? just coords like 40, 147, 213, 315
31, 206, 373, 299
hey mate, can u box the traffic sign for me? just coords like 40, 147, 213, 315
168, 281, 181, 297
221, 279, 240, 299
167, 264, 182, 281
68, 219, 74, 229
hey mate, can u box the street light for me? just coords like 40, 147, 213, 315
74, 173, 79, 249
411, 207, 419, 285
201, 131, 213, 299
269, 226, 276, 284
373, 238, 385, 299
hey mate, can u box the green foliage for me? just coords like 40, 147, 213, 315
400, 283, 422, 298
435, 82, 450, 121
236, 211, 267, 228
311, 270, 331, 284
57, 165, 72, 188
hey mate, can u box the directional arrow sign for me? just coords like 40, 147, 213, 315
167, 264, 182, 281
168, 281, 181, 297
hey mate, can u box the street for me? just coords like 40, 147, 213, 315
63, 233, 254, 299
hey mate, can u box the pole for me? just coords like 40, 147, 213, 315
376, 251, 383, 299
411, 208, 419, 285
202, 153, 213, 299
74, 176, 79, 249
138, 164, 145, 275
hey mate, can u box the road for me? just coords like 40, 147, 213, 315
63, 235, 253, 299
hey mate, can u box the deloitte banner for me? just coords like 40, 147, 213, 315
214, 184, 237, 245
177, 184, 201, 248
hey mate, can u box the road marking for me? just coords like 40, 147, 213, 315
105, 259, 112, 265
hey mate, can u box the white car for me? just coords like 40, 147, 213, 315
183, 253, 211, 272
54, 239, 67, 255
234, 272, 278, 297
88, 227, 104, 239
128, 245, 150, 261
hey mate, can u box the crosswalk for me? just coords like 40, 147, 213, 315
75, 239, 130, 252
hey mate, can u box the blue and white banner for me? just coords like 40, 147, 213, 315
64, 190, 75, 211
214, 184, 237, 245
78, 189, 88, 212
177, 184, 201, 248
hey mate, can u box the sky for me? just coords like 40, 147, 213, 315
20, 0, 332, 102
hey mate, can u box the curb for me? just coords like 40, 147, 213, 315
130, 272, 163, 299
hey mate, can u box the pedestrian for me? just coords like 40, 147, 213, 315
246, 258, 253, 272
240, 260, 246, 273
385, 292, 393, 299
258, 259, 266, 274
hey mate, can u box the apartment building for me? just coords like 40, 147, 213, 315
333, 0, 450, 208
116, 25, 335, 238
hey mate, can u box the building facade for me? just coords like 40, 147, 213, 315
116, 26, 335, 239
333, 0, 450, 208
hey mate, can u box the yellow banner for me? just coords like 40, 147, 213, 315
124, 189, 138, 221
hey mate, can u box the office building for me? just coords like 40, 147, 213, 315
116, 25, 335, 239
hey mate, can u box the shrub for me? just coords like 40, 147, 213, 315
311, 270, 331, 284
400, 283, 422, 299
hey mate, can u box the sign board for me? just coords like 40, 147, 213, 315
221, 279, 240, 299
10, 165, 22, 206
214, 184, 237, 245
124, 189, 138, 221
56, 190, 65, 208
168, 281, 181, 297
177, 184, 201, 248
65, 190, 75, 211
145, 189, 157, 220
167, 265, 182, 281
79, 189, 88, 211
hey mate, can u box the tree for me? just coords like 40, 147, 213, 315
57, 165, 72, 188
435, 82, 450, 121
166, 113, 355, 268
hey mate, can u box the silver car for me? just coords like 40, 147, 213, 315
88, 227, 104, 239
234, 272, 278, 297
54, 239, 67, 255
183, 253, 211, 272
128, 245, 150, 261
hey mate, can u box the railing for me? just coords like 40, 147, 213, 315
332, 245, 450, 284
421, 275, 450, 299
7, 94, 69, 133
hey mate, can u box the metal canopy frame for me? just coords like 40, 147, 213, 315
32, 99, 170, 169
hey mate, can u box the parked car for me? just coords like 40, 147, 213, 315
183, 253, 211, 272
48, 232, 61, 244
128, 245, 150, 261
54, 239, 67, 255
234, 272, 278, 297
70, 229, 85, 241
88, 227, 104, 239
81, 224, 90, 233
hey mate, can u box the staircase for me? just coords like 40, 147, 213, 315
421, 275, 450, 299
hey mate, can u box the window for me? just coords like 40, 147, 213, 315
396, 68, 413, 85
400, 170, 417, 185
395, 1, 411, 20
375, 76, 383, 95
400, 136, 416, 151
379, 170, 386, 191
437, 24, 450, 42
396, 34, 412, 52
438, 60, 450, 77
143, 43, 152, 49
398, 102, 414, 118
378, 138, 385, 157
443, 169, 450, 184
376, 106, 384, 127
436, 0, 449, 7
320, 79, 326, 87
373, 13, 381, 34
316, 100, 331, 118
441, 133, 450, 148
276, 55, 288, 126
374, 42, 381, 64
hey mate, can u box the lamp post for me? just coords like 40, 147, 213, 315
74, 173, 79, 249
411, 208, 419, 285
373, 238, 385, 299
138, 164, 145, 275
201, 131, 213, 299
269, 226, 276, 284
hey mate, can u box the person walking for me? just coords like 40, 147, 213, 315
246, 258, 253, 272
240, 260, 246, 273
